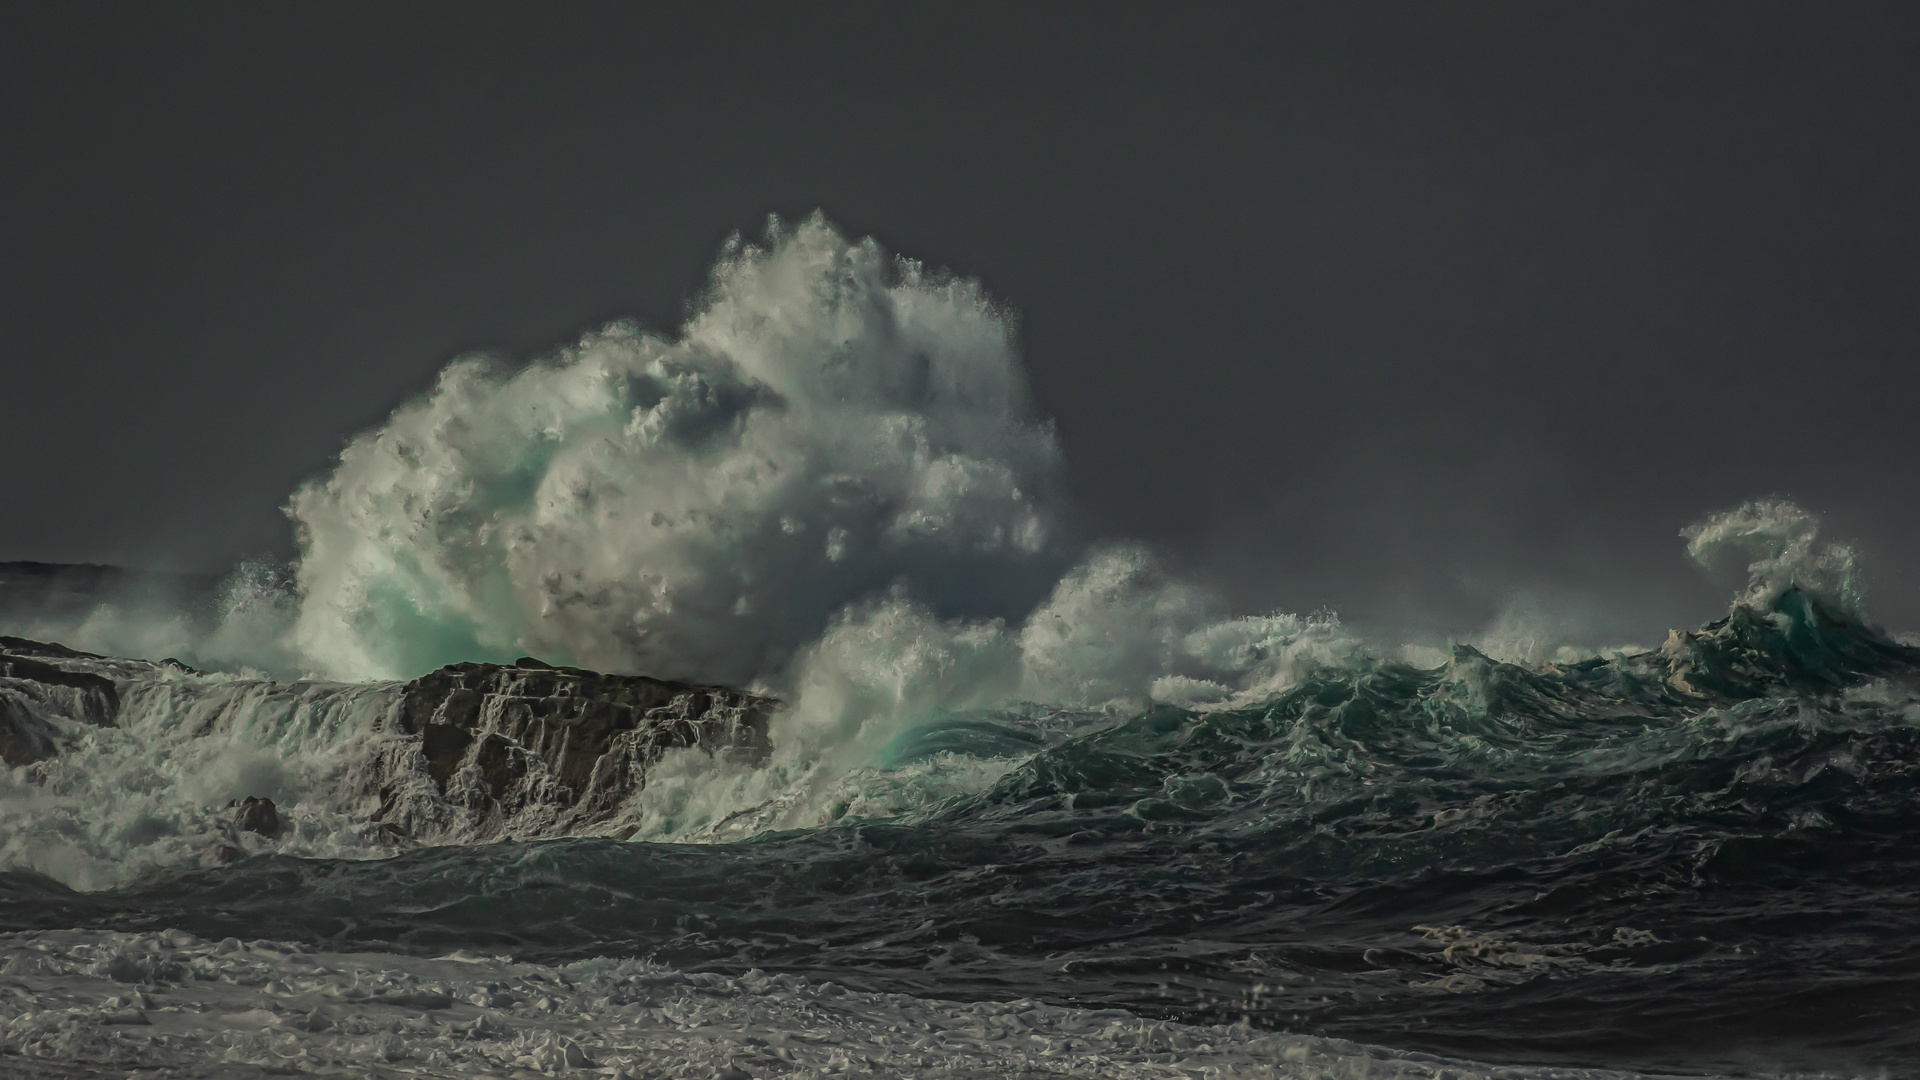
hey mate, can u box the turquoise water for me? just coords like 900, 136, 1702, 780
8, 589, 1917, 1076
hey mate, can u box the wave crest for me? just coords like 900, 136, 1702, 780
287, 214, 1064, 685
1682, 498, 1860, 614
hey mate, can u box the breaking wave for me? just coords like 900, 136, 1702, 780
288, 215, 1064, 687
2, 215, 1371, 871
3, 214, 1915, 1076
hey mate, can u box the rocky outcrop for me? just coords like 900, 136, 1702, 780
372, 656, 778, 842
0, 637, 119, 767
0, 631, 783, 844
228, 796, 281, 839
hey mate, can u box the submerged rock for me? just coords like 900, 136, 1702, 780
372, 656, 778, 841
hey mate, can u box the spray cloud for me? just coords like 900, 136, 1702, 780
287, 215, 1064, 686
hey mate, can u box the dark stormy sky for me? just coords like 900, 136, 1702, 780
3, 3, 1917, 641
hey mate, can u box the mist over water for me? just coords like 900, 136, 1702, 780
2, 216, 1387, 859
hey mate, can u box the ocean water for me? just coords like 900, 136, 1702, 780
2, 217, 1912, 1077
4, 584, 1918, 1077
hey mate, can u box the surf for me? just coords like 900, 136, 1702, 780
3, 215, 1916, 1076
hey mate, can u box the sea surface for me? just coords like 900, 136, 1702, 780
3, 588, 1915, 1077
2, 222, 1910, 1076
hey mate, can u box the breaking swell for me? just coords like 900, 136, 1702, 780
6, 525, 1919, 1076
2, 215, 1915, 1077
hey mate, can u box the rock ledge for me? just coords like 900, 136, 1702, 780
373, 656, 778, 841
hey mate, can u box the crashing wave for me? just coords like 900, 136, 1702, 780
1682, 497, 1861, 612
3, 533, 1912, 894
285, 214, 1067, 687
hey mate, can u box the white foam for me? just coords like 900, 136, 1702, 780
1682, 499, 1860, 613
284, 215, 1064, 687
8, 223, 1853, 891
0, 657, 403, 891
613, 552, 1357, 842
0, 216, 1387, 871
0, 928, 1686, 1079
0, 539, 1364, 885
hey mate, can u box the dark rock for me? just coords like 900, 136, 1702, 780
0, 638, 120, 767
0, 652, 120, 707
375, 658, 778, 840
0, 635, 107, 661
419, 723, 474, 785
228, 795, 281, 838
0, 696, 61, 768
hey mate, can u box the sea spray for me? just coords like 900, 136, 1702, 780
286, 214, 1065, 686
1683, 497, 1861, 613
0, 208, 1891, 906
0, 657, 401, 891
1, 214, 1914, 1075
617, 547, 1357, 841
7, 563, 1917, 1073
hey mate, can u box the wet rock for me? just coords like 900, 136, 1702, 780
375, 658, 778, 840
419, 722, 474, 785
0, 637, 120, 766
228, 796, 281, 838
0, 635, 108, 661
0, 696, 61, 767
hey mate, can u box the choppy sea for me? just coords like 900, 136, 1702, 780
3, 586, 1915, 1077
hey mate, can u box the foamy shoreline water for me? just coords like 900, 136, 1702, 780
0, 929, 1681, 1080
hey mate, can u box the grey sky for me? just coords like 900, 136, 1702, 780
3, 3, 1916, 642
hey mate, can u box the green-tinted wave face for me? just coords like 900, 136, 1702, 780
3, 207, 1905, 1078
876, 711, 1047, 770
9, 586, 1920, 1076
